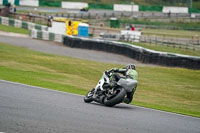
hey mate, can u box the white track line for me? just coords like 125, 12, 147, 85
0, 79, 83, 97
0, 31, 29, 38
0, 79, 199, 120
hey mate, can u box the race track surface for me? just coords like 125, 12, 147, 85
0, 80, 200, 133
0, 34, 146, 65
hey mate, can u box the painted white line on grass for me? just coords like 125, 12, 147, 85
0, 79, 199, 120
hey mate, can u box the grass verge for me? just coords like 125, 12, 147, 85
142, 29, 200, 39
0, 42, 200, 117
0, 24, 29, 35
120, 19, 200, 31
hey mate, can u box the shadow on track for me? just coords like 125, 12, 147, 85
88, 102, 134, 110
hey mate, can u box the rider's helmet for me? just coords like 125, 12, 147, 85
125, 64, 138, 80
125, 64, 136, 70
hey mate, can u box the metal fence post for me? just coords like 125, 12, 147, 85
121, 12, 123, 18
104, 13, 106, 18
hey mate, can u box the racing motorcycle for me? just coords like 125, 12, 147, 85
84, 70, 137, 107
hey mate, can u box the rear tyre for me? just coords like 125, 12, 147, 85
104, 88, 126, 107
84, 88, 95, 103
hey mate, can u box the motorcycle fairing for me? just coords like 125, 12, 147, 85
117, 78, 137, 93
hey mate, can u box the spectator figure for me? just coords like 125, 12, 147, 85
168, 11, 171, 18
129, 24, 135, 31
11, 5, 16, 12
131, 25, 135, 31
48, 16, 53, 27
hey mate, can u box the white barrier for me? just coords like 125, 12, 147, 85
1, 17, 9, 26
121, 30, 141, 42
114, 4, 139, 12
162, 6, 188, 13
48, 21, 66, 35
14, 19, 22, 28
62, 2, 88, 9
20, 0, 39, 7
31, 29, 64, 43
42, 31, 49, 40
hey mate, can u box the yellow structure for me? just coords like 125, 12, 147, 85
53, 17, 81, 36
66, 20, 80, 36
53, 17, 67, 22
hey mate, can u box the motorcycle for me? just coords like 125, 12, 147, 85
84, 70, 137, 107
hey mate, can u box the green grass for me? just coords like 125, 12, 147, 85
0, 42, 200, 117
0, 24, 29, 35
120, 19, 200, 31
125, 42, 200, 57
193, 1, 200, 9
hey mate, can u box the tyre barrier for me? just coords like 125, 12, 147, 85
63, 35, 200, 69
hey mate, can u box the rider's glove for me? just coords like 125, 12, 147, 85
111, 68, 119, 72
105, 70, 110, 76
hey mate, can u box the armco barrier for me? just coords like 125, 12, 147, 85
63, 35, 200, 69
0, 16, 48, 31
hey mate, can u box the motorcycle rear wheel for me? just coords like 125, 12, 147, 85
84, 88, 95, 103
104, 88, 126, 107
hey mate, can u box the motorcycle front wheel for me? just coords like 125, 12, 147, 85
104, 88, 126, 107
84, 88, 95, 103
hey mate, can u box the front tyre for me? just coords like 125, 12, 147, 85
104, 88, 126, 107
84, 88, 95, 103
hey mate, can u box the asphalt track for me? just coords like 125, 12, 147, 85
0, 80, 200, 133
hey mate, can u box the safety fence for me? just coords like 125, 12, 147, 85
97, 32, 200, 51
89, 26, 200, 50
9, 12, 48, 26
0, 16, 48, 30
14, 11, 199, 23
1, 0, 200, 13
123, 35, 200, 51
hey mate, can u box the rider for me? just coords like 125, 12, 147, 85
108, 64, 138, 104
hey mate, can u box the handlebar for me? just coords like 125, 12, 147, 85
105, 70, 114, 77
